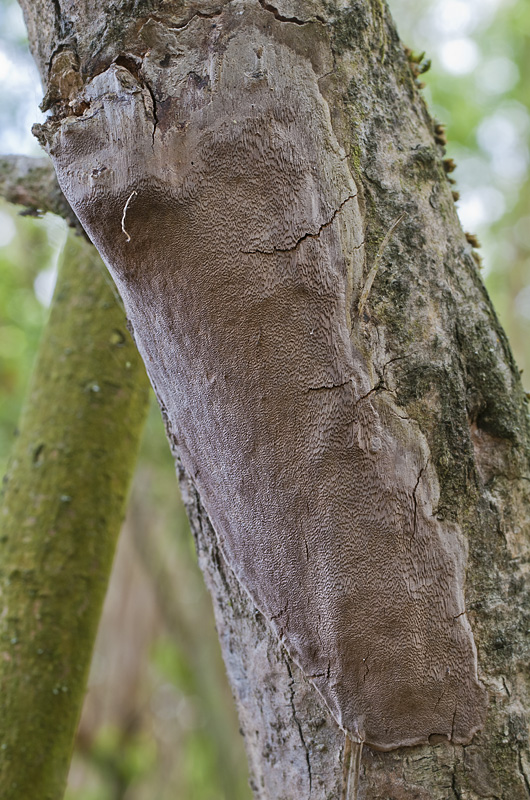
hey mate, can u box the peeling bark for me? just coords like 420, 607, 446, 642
17, 0, 530, 796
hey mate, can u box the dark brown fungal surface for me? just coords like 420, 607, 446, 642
36, 0, 488, 752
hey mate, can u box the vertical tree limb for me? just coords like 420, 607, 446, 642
0, 230, 150, 800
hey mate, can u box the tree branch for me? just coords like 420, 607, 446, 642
0, 154, 79, 228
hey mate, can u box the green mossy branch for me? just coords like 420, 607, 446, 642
0, 232, 150, 800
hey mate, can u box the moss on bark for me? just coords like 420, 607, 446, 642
0, 232, 149, 800
15, 0, 530, 795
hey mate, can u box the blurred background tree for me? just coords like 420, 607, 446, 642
0, 0, 528, 797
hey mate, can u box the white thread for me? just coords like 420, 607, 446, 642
121, 190, 137, 243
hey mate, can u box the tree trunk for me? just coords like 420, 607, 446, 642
19, 0, 530, 796
0, 230, 149, 800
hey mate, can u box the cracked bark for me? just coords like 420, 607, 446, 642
16, 0, 530, 797
242, 193, 357, 254
0, 154, 77, 227
285, 655, 313, 792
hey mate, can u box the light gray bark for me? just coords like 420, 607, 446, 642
17, 0, 530, 796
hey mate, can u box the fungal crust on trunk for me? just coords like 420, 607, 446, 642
40, 1, 488, 751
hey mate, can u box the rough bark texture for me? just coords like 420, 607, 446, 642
19, 0, 530, 796
0, 231, 150, 800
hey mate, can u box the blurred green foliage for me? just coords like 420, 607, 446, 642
393, 0, 530, 388
0, 0, 529, 798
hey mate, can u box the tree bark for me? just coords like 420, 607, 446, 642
0, 155, 77, 227
18, 0, 530, 796
0, 230, 150, 800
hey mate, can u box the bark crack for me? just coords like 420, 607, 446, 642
317, 69, 335, 84
451, 770, 462, 800
433, 685, 447, 714
257, 0, 325, 25
51, 0, 65, 41
46, 3, 77, 72
166, 8, 223, 32
271, 602, 288, 622
342, 383, 384, 428
358, 385, 379, 404
242, 194, 357, 255
450, 704, 458, 740
380, 353, 409, 381
284, 656, 312, 794
51, 0, 72, 40
305, 377, 353, 393
411, 459, 428, 540
144, 82, 159, 147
